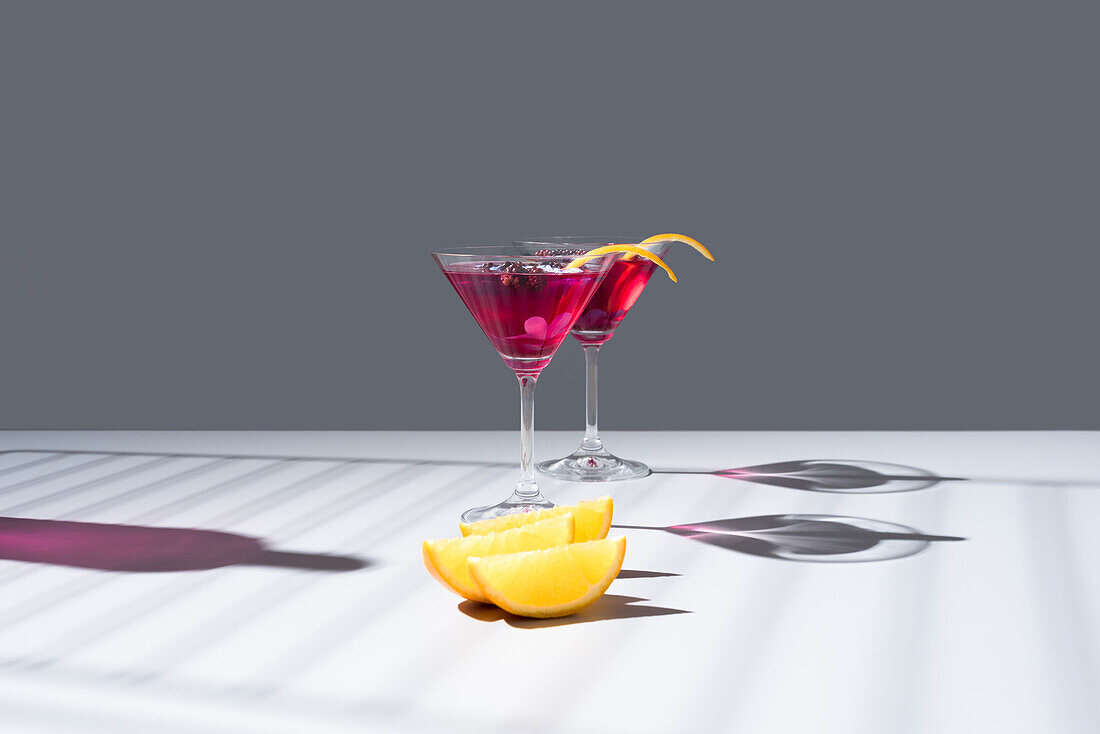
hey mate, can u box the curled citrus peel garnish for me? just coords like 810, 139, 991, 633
565, 245, 678, 282
625, 233, 715, 261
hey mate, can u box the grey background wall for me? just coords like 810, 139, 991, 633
1, 2, 1096, 430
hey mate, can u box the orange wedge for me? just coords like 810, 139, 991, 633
459, 496, 613, 543
565, 245, 677, 282
468, 537, 627, 618
628, 232, 715, 261
423, 514, 574, 602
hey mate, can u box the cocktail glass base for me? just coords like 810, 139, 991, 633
537, 450, 651, 482
460, 496, 556, 524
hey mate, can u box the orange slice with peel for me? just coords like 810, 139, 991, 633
565, 245, 677, 282
422, 514, 574, 602
625, 233, 715, 261
459, 496, 612, 543
468, 537, 627, 618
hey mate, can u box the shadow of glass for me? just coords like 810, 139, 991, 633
5, 450, 1098, 490
656, 459, 963, 494
0, 517, 368, 573
0, 447, 511, 470
458, 594, 690, 628
242, 550, 368, 571
616, 514, 965, 563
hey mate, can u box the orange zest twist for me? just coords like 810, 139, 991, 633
565, 245, 678, 282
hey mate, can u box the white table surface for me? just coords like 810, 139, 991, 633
0, 430, 1096, 734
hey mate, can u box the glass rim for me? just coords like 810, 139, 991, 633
512, 235, 652, 246
430, 244, 622, 260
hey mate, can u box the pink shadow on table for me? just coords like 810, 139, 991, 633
656, 459, 965, 494
0, 517, 367, 572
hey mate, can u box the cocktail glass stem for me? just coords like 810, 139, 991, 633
460, 370, 553, 522
535, 342, 651, 482
513, 373, 544, 501
581, 345, 605, 453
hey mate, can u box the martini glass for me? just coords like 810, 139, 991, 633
432, 245, 617, 522
516, 236, 672, 482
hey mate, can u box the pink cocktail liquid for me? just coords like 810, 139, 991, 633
570, 257, 659, 344
443, 263, 603, 374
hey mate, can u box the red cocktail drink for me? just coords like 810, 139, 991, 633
570, 257, 661, 344
442, 263, 603, 374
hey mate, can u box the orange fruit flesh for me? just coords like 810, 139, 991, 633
459, 496, 612, 543
468, 537, 627, 618
422, 514, 574, 603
